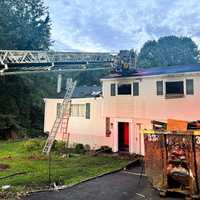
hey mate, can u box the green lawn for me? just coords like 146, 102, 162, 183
0, 140, 128, 194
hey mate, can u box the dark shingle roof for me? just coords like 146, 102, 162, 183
56, 85, 101, 99
104, 64, 200, 79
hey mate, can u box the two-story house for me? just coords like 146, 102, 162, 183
44, 64, 200, 155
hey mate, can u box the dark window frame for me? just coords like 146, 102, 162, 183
111, 83, 116, 96
57, 103, 62, 117
85, 103, 91, 119
156, 81, 163, 96
117, 83, 132, 95
186, 79, 194, 95
165, 81, 184, 98
133, 82, 139, 96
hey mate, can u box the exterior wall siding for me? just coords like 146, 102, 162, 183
101, 72, 200, 155
102, 73, 200, 122
44, 72, 200, 155
44, 97, 113, 150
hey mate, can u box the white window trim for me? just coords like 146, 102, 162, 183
115, 81, 140, 96
117, 83, 132, 96
71, 104, 86, 118
163, 79, 186, 98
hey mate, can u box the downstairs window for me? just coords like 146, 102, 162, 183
71, 104, 86, 117
57, 103, 62, 117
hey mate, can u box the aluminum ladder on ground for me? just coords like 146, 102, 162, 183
42, 79, 77, 155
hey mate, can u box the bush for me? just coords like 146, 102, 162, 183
74, 143, 85, 154
97, 146, 112, 153
23, 139, 44, 152
16, 130, 27, 139
84, 144, 91, 151
53, 141, 67, 154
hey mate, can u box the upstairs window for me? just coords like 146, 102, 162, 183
117, 84, 131, 95
156, 81, 163, 96
110, 83, 116, 96
133, 82, 139, 96
186, 79, 194, 95
165, 81, 184, 98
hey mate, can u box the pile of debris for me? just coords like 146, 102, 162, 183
152, 119, 200, 132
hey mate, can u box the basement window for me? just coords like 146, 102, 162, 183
117, 84, 131, 95
165, 81, 184, 98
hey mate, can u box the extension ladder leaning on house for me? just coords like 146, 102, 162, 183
43, 79, 77, 155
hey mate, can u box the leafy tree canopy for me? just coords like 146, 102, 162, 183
0, 0, 51, 50
137, 36, 199, 68
0, 0, 53, 137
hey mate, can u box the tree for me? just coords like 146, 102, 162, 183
0, 0, 53, 137
0, 0, 51, 50
137, 36, 199, 68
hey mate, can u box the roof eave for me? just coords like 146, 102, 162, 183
101, 71, 200, 81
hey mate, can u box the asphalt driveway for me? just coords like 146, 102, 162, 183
24, 166, 183, 200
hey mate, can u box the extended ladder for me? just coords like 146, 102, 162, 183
60, 102, 72, 143
43, 79, 77, 155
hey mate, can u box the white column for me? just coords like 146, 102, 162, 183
129, 122, 134, 154
57, 73, 62, 93
113, 120, 118, 152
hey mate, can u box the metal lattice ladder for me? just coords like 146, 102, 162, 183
60, 102, 72, 143
43, 79, 77, 155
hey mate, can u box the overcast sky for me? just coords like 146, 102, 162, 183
45, 0, 200, 52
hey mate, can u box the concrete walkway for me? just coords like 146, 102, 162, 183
25, 169, 183, 200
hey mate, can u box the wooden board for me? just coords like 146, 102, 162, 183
167, 119, 188, 132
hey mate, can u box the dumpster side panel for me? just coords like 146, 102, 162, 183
144, 134, 165, 188
194, 135, 200, 193
166, 134, 197, 194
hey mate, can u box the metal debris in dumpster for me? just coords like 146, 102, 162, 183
144, 131, 200, 199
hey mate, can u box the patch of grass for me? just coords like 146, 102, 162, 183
0, 140, 128, 194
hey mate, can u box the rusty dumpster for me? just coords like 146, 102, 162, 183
144, 131, 200, 199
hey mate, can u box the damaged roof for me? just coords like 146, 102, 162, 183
48, 64, 200, 99
56, 85, 101, 99
105, 64, 200, 79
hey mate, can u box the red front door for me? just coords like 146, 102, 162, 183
124, 122, 129, 146
118, 122, 129, 152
